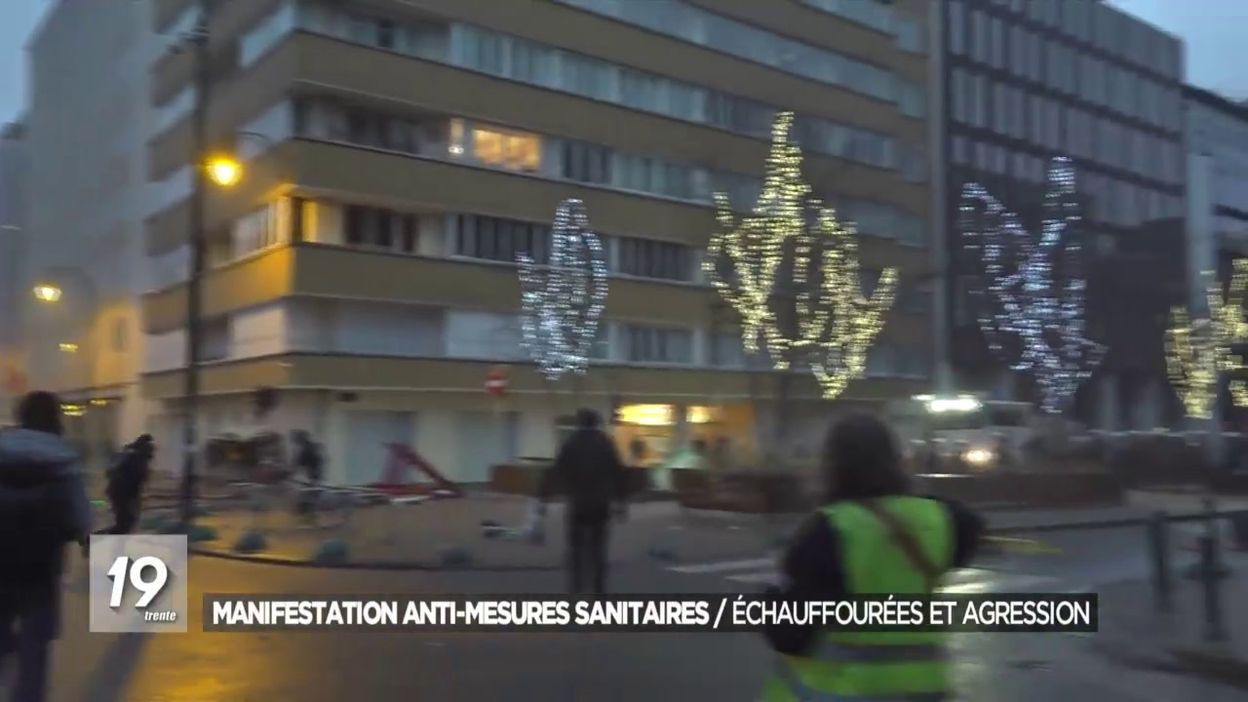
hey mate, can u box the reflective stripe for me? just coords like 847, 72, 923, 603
772, 661, 948, 701
809, 642, 945, 664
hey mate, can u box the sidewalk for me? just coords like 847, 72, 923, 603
173, 494, 785, 570
1088, 554, 1248, 691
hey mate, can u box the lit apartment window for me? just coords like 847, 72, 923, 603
472, 126, 541, 172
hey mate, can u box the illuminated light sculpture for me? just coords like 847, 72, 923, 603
517, 198, 608, 380
1165, 260, 1248, 418
959, 157, 1104, 414
704, 111, 896, 399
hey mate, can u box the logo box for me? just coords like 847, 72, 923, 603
88, 535, 188, 633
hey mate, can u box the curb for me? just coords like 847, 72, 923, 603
188, 544, 703, 572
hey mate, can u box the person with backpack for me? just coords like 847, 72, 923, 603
0, 391, 91, 702
760, 414, 984, 702
105, 434, 154, 535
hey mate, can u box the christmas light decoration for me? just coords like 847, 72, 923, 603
705, 112, 808, 361
517, 199, 608, 380
704, 111, 896, 399
1165, 260, 1248, 418
959, 157, 1104, 414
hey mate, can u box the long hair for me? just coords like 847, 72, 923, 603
821, 413, 910, 502
17, 391, 64, 436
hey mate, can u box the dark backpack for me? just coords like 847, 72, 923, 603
0, 466, 78, 584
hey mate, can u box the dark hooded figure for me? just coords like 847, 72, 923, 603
0, 391, 91, 702
539, 409, 627, 594
105, 434, 154, 535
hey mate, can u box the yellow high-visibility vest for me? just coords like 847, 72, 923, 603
762, 496, 953, 702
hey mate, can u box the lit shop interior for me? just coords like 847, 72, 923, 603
611, 403, 758, 473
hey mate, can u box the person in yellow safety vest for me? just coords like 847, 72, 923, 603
761, 414, 985, 701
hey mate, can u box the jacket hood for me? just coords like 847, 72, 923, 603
0, 427, 81, 476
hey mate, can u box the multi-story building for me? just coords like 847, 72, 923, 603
140, 0, 934, 483
22, 0, 160, 458
935, 0, 1186, 429
0, 121, 28, 421
1184, 85, 1248, 428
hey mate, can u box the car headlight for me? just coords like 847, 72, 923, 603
963, 448, 994, 466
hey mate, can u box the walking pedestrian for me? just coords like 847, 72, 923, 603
539, 409, 628, 595
105, 434, 154, 535
0, 391, 92, 702
760, 413, 984, 701
291, 430, 323, 522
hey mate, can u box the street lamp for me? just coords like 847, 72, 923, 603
58, 342, 78, 353
33, 285, 63, 303
206, 155, 243, 188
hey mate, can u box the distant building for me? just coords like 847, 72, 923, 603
138, 0, 935, 483
935, 0, 1186, 429
0, 121, 27, 420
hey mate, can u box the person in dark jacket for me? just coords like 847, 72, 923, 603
763, 413, 985, 657
539, 409, 627, 594
105, 434, 154, 535
291, 430, 324, 522
0, 391, 91, 702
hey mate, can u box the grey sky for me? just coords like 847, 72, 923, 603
1, 0, 1246, 125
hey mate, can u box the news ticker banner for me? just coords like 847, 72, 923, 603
204, 594, 1097, 633
84, 536, 1095, 635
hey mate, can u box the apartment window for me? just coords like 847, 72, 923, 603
992, 82, 1007, 134
972, 10, 989, 64
949, 1, 965, 55
615, 237, 692, 281
990, 16, 1005, 69
1028, 31, 1043, 82
1029, 94, 1044, 145
952, 69, 968, 124
1010, 25, 1026, 77
556, 0, 897, 103
344, 205, 419, 254
973, 74, 988, 127
1009, 86, 1025, 139
473, 126, 541, 172
231, 202, 286, 259
711, 332, 746, 368
952, 135, 969, 165
619, 324, 693, 364
453, 214, 551, 264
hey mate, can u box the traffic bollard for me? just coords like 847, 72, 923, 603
1199, 535, 1227, 642
1148, 511, 1172, 613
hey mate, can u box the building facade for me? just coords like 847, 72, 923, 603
0, 122, 27, 421
1184, 85, 1248, 428
140, 0, 934, 483
937, 0, 1186, 429
22, 0, 163, 458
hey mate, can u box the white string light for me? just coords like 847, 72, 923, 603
517, 198, 608, 380
959, 157, 1104, 414
704, 111, 896, 400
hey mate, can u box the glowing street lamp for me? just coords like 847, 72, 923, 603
58, 342, 78, 353
206, 155, 243, 188
33, 284, 63, 303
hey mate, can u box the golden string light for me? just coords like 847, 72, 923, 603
704, 111, 896, 399
1165, 259, 1248, 418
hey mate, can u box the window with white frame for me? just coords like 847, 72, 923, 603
231, 199, 290, 259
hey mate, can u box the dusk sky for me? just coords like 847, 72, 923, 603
1, 0, 1246, 125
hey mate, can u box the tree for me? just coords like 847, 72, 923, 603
1166, 260, 1248, 418
959, 157, 1104, 414
704, 111, 897, 400
517, 198, 609, 380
